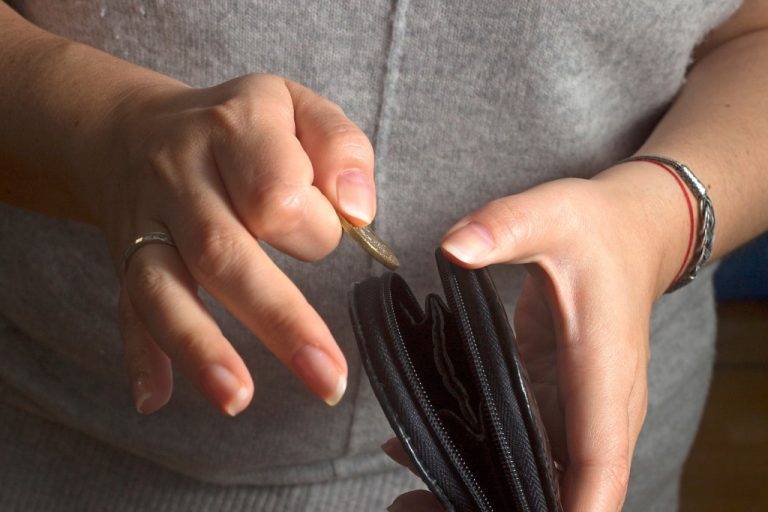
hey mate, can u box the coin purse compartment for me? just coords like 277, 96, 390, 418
349, 250, 561, 512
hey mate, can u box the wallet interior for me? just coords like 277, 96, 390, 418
351, 250, 561, 512
393, 278, 524, 510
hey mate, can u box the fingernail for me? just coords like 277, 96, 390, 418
337, 170, 375, 225
387, 502, 403, 512
441, 221, 495, 263
132, 373, 153, 414
200, 364, 250, 416
292, 345, 347, 406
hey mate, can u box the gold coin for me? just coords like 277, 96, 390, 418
338, 214, 400, 270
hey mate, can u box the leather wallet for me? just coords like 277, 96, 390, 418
349, 249, 562, 512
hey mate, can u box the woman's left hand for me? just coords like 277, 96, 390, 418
384, 160, 693, 512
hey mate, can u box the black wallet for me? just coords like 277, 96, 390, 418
350, 249, 562, 512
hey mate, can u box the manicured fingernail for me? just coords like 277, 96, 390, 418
337, 170, 375, 225
200, 364, 250, 416
132, 373, 153, 414
292, 345, 347, 406
441, 221, 495, 263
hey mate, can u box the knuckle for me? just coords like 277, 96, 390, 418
324, 122, 372, 157
142, 140, 178, 187
246, 72, 284, 90
141, 137, 204, 196
604, 460, 631, 497
260, 303, 305, 338
167, 330, 207, 361
208, 100, 249, 138
209, 76, 293, 140
144, 142, 170, 171
577, 458, 631, 504
321, 98, 346, 116
484, 199, 533, 247
130, 262, 172, 304
189, 225, 248, 285
249, 184, 309, 239
300, 231, 341, 263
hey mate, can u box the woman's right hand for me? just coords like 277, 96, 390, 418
91, 74, 376, 415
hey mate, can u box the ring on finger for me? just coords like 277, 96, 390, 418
123, 231, 177, 272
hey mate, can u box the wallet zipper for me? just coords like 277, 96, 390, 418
384, 285, 494, 512
439, 266, 531, 512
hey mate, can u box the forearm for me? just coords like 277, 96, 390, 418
0, 5, 180, 223
638, 28, 768, 261
588, 26, 768, 297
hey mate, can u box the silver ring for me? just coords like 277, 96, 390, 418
123, 231, 176, 272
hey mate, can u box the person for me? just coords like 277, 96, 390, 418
1, 1, 766, 510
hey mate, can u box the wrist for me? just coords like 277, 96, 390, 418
0, 13, 184, 225
591, 161, 695, 298
90, 77, 189, 223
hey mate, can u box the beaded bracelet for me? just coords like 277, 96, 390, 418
621, 155, 716, 293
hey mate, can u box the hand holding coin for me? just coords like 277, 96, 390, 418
338, 214, 400, 270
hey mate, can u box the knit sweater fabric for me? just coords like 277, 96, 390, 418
0, 1, 740, 510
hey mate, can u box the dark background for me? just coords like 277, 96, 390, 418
681, 232, 768, 511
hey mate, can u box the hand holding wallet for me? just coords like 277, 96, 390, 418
350, 249, 562, 512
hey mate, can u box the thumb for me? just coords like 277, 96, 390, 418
440, 181, 578, 267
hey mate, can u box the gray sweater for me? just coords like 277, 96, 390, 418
0, 1, 740, 510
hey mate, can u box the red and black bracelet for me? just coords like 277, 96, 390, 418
621, 155, 716, 293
